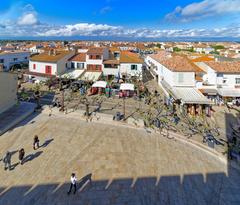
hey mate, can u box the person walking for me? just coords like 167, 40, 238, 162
67, 173, 77, 195
3, 151, 11, 170
33, 135, 40, 150
19, 148, 25, 165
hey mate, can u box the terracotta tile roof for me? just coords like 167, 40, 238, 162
87, 47, 105, 55
191, 56, 215, 62
205, 61, 240, 73
150, 51, 203, 72
120, 51, 143, 64
30, 51, 72, 63
109, 47, 120, 52
68, 53, 86, 62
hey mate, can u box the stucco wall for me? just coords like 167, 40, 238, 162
120, 63, 142, 78
0, 72, 17, 114
0, 52, 30, 71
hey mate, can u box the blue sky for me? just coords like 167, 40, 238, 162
0, 0, 240, 39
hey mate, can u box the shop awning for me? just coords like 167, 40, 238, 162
199, 88, 218, 95
120, 83, 134, 91
61, 69, 84, 79
218, 88, 240, 97
92, 81, 107, 88
81, 71, 102, 82
171, 87, 213, 105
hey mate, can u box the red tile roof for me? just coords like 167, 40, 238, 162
205, 61, 240, 73
150, 51, 203, 72
120, 51, 143, 64
87, 47, 106, 55
68, 53, 86, 62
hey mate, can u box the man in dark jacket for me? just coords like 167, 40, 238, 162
3, 151, 11, 170
19, 149, 25, 165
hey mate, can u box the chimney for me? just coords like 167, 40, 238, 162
48, 49, 54, 56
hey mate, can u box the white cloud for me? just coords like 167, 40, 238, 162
37, 23, 240, 38
0, 3, 239, 39
166, 0, 240, 21
17, 13, 38, 26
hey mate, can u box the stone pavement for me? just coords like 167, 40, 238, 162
0, 111, 240, 205
0, 102, 36, 136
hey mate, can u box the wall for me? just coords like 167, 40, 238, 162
173, 72, 195, 87
218, 73, 240, 88
119, 63, 142, 78
196, 62, 217, 86
57, 52, 75, 75
0, 72, 17, 114
0, 52, 30, 71
103, 66, 120, 77
29, 61, 57, 75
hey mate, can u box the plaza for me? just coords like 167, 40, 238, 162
0, 110, 239, 205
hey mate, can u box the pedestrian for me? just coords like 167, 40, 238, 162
19, 148, 25, 165
67, 173, 77, 195
3, 151, 11, 170
33, 135, 40, 150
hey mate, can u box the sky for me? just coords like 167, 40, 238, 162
0, 0, 240, 40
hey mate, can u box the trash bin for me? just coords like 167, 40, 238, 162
207, 139, 215, 148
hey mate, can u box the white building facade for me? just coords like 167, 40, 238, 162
0, 51, 30, 71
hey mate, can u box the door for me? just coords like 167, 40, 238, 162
45, 65, 52, 75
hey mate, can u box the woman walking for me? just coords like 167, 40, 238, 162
33, 135, 40, 150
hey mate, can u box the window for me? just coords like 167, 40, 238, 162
13, 58, 18, 61
131, 65, 138, 70
104, 64, 118, 69
77, 63, 84, 69
89, 55, 101, 60
236, 78, 240, 84
0, 59, 4, 63
24, 57, 28, 60
114, 52, 120, 58
45, 65, 52, 74
33, 64, 36, 70
87, 64, 102, 71
178, 73, 184, 83
71, 62, 75, 69
217, 73, 223, 77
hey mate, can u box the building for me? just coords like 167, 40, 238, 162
102, 47, 120, 79
79, 47, 144, 81
196, 61, 240, 102
29, 50, 75, 78
0, 51, 30, 71
119, 51, 144, 80
63, 53, 87, 79
0, 72, 18, 114
86, 47, 109, 72
193, 46, 214, 54
146, 51, 212, 115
